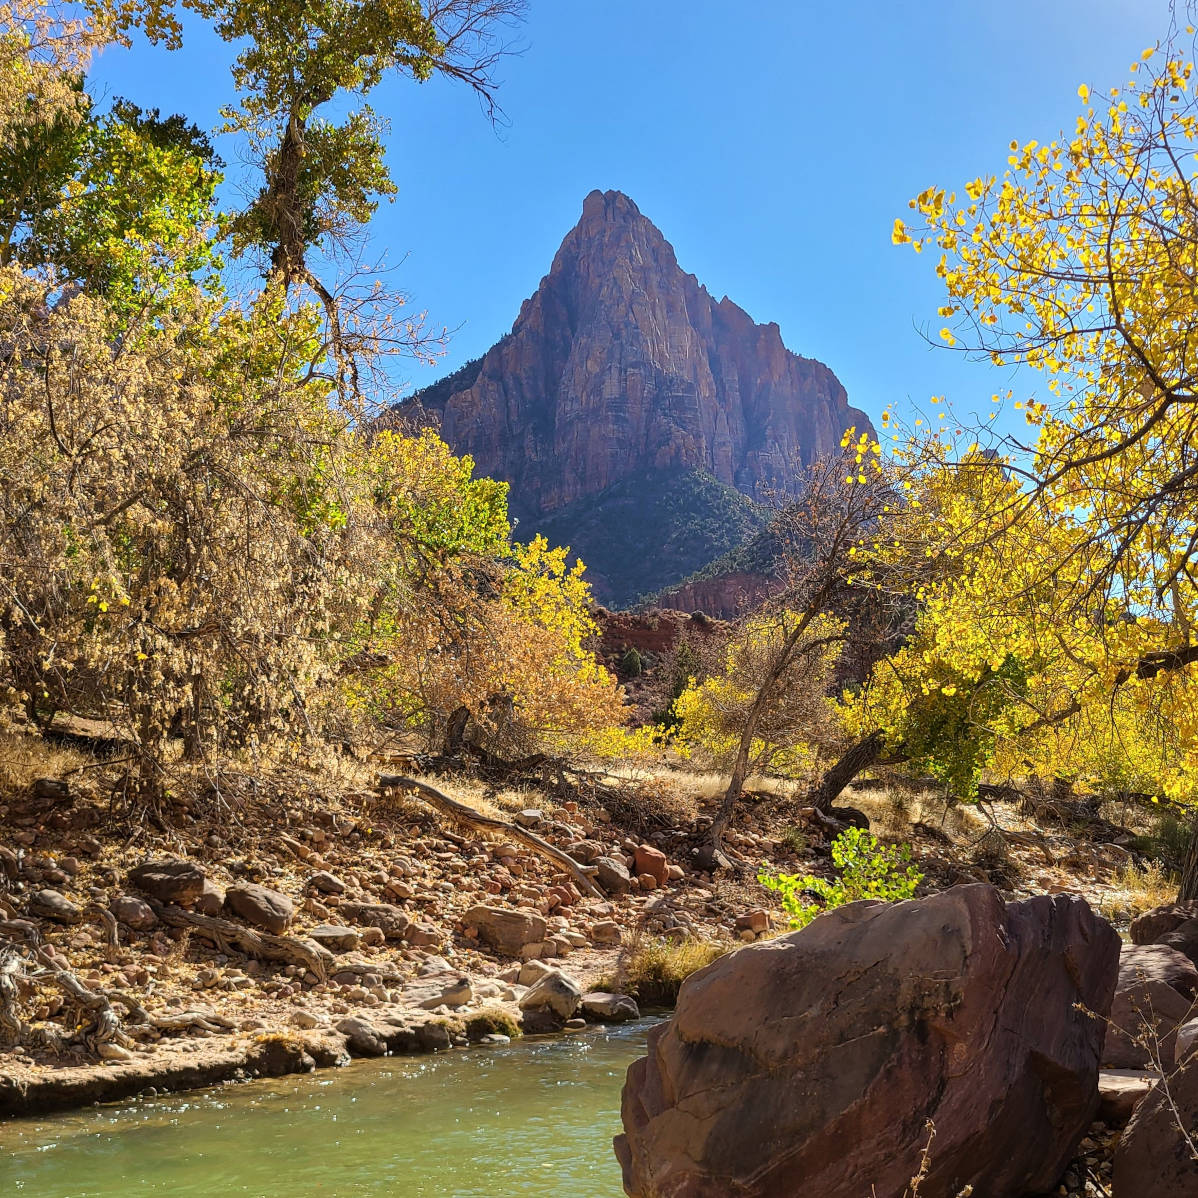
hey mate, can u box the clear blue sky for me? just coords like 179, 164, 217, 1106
89, 0, 1174, 430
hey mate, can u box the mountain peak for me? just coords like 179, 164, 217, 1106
412, 193, 873, 605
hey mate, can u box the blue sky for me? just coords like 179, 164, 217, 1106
89, 0, 1175, 431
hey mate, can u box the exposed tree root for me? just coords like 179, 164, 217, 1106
378, 774, 603, 899
146, 902, 332, 982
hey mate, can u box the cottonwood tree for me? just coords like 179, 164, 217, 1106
888, 10, 1198, 898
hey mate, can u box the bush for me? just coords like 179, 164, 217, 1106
759, 827, 923, 930
464, 1006, 522, 1040
620, 646, 644, 678
607, 936, 729, 1006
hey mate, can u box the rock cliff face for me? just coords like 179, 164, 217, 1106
418, 190, 872, 526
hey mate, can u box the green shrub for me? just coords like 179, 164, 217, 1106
620, 646, 644, 678
759, 827, 923, 930
605, 936, 729, 1006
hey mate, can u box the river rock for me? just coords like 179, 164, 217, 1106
110, 894, 158, 932
1112, 1049, 1198, 1197
634, 844, 668, 887
129, 859, 205, 906
594, 857, 632, 897
582, 992, 640, 1022
335, 1016, 388, 1056
615, 884, 1120, 1198
519, 969, 582, 1026
224, 884, 294, 935
1102, 943, 1198, 1069
1130, 901, 1198, 946
590, 920, 622, 945
28, 889, 82, 924
308, 925, 361, 953
307, 871, 346, 896
1098, 1069, 1160, 1126
338, 901, 412, 941
464, 904, 547, 957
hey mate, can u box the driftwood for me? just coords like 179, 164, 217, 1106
378, 774, 604, 900
147, 902, 332, 982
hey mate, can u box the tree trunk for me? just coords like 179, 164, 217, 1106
1179, 808, 1198, 903
809, 731, 889, 812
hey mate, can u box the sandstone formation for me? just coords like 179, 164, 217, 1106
1111, 1049, 1198, 1196
615, 884, 1120, 1198
1102, 943, 1198, 1069
412, 190, 872, 606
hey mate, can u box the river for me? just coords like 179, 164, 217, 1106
1, 1020, 659, 1197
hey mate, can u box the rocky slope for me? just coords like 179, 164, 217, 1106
413, 190, 873, 606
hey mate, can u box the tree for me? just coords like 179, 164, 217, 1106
890, 13, 1198, 897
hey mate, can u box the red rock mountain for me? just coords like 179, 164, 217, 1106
414, 190, 873, 607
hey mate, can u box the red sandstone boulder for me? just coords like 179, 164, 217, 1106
1102, 944, 1198, 1069
1130, 901, 1198, 946
1112, 1050, 1198, 1197
615, 884, 1120, 1198
634, 844, 669, 887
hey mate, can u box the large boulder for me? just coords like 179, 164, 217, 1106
463, 904, 547, 957
1130, 901, 1198, 946
128, 859, 205, 906
224, 883, 294, 935
1158, 916, 1198, 968
1111, 1050, 1198, 1197
615, 884, 1120, 1198
1102, 944, 1198, 1069
519, 969, 582, 1031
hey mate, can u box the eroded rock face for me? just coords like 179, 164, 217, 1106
615, 884, 1120, 1198
414, 191, 871, 600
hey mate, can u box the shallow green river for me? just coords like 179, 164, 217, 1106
1, 1020, 659, 1197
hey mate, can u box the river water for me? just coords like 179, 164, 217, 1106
1, 1020, 659, 1197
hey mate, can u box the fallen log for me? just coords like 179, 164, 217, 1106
378, 774, 603, 900
146, 902, 332, 982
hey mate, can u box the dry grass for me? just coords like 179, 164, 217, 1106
1096, 859, 1177, 924
463, 1005, 522, 1040
605, 934, 732, 1007
0, 730, 93, 795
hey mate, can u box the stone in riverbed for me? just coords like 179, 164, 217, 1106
616, 884, 1120, 1198
463, 904, 547, 957
224, 884, 294, 935
519, 969, 582, 1028
337, 901, 412, 941
128, 859, 205, 906
594, 857, 632, 897
335, 1016, 388, 1056
581, 992, 639, 1022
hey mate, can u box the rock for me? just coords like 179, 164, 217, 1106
96, 1042, 133, 1062
1177, 1015, 1198, 1063
128, 859, 205, 906
615, 884, 1120, 1198
291, 1010, 321, 1030
637, 872, 658, 892
195, 880, 224, 917
1130, 901, 1198, 946
338, 902, 412, 941
634, 844, 668, 887
1102, 943, 1198, 1069
514, 809, 543, 828
519, 969, 583, 1024
1159, 916, 1198, 967
1098, 1068, 1160, 1127
735, 909, 771, 934
308, 925, 362, 953
412, 977, 473, 1010
590, 920, 622, 945
519, 959, 556, 988
28, 889, 82, 925
594, 857, 632, 897
307, 871, 346, 896
224, 884, 294, 935
405, 922, 441, 948
335, 1016, 388, 1056
110, 895, 158, 932
418, 190, 871, 609
1112, 1050, 1198, 1197
568, 840, 603, 864
464, 905, 548, 957
581, 991, 640, 1022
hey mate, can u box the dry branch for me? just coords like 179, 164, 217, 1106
378, 774, 603, 899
